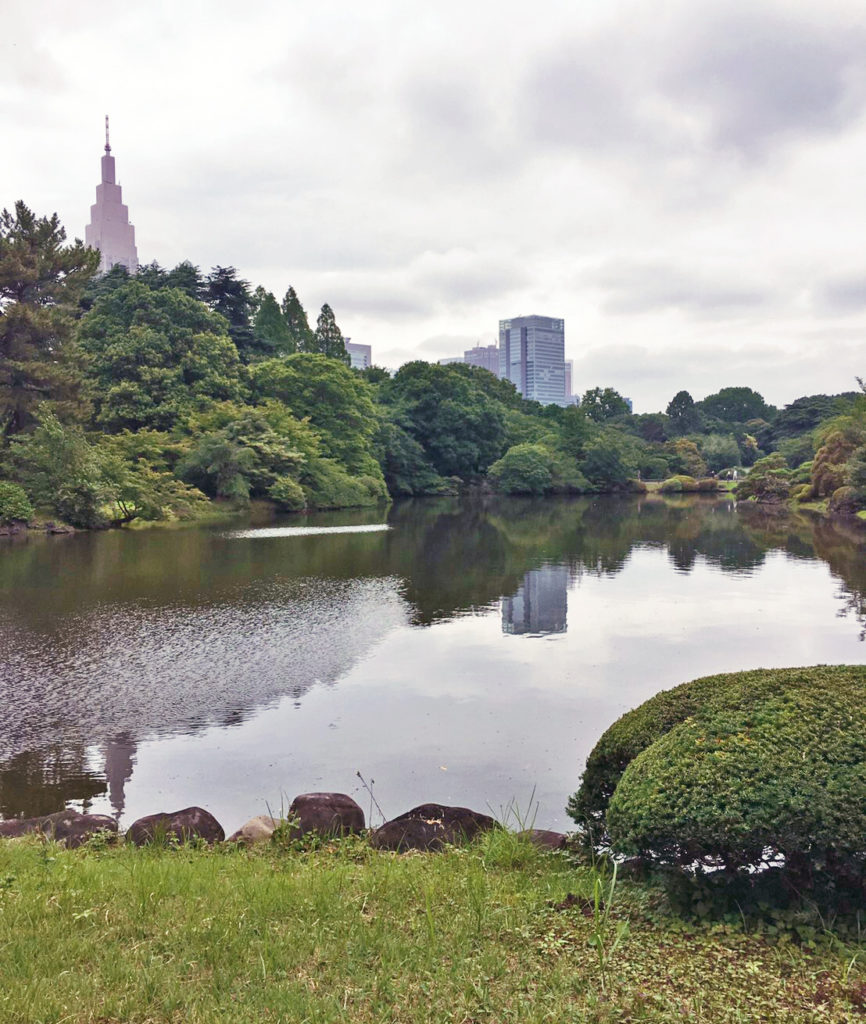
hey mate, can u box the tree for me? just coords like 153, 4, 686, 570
665, 438, 707, 478
736, 453, 792, 503
665, 390, 701, 434
164, 261, 202, 299
252, 290, 295, 359
580, 387, 630, 423
251, 353, 380, 474
699, 386, 773, 424
0, 202, 100, 435
77, 280, 244, 431
313, 303, 350, 364
488, 443, 554, 495
579, 430, 638, 489
280, 287, 315, 352
380, 361, 507, 479
202, 266, 255, 360
699, 433, 740, 473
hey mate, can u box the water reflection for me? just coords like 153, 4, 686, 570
1, 494, 864, 821
503, 565, 569, 636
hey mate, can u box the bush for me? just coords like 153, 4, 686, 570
829, 485, 862, 514
488, 443, 553, 495
569, 666, 866, 893
268, 476, 307, 512
303, 459, 388, 510
696, 478, 722, 492
658, 474, 698, 493
0, 481, 34, 524
735, 453, 792, 503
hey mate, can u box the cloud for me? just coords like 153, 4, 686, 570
813, 274, 866, 315
584, 260, 774, 318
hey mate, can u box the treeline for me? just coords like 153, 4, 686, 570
1, 201, 864, 528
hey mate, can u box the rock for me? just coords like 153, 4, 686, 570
0, 809, 117, 848
519, 828, 567, 851
226, 814, 280, 845
45, 522, 74, 534
126, 806, 225, 846
287, 793, 365, 838
371, 803, 497, 852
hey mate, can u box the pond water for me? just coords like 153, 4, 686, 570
1, 495, 865, 833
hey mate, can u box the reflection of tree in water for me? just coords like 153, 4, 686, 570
0, 745, 106, 819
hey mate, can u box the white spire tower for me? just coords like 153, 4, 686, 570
85, 116, 139, 274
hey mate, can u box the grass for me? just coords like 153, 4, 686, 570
1, 832, 865, 1023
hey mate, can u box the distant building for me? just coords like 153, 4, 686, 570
345, 341, 372, 370
464, 344, 499, 374
564, 360, 575, 404
437, 356, 464, 365
502, 565, 569, 636
624, 397, 633, 412
85, 117, 138, 274
498, 315, 566, 406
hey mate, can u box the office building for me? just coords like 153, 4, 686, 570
345, 341, 372, 370
502, 565, 569, 636
464, 344, 499, 374
85, 117, 139, 274
498, 316, 566, 406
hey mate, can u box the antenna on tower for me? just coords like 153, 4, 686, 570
104, 115, 111, 154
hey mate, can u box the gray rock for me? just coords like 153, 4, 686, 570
0, 809, 117, 848
519, 828, 567, 851
287, 792, 365, 838
226, 814, 280, 845
371, 803, 497, 852
126, 806, 225, 846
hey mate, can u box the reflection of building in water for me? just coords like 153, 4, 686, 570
102, 733, 137, 819
502, 565, 569, 635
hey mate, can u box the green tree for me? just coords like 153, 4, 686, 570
579, 430, 637, 489
313, 303, 350, 364
488, 443, 554, 495
0, 480, 33, 524
664, 438, 707, 477
736, 453, 792, 502
165, 261, 202, 299
0, 202, 100, 435
699, 386, 773, 424
252, 291, 295, 359
699, 433, 740, 473
203, 266, 255, 360
251, 354, 380, 475
580, 387, 630, 423
280, 287, 315, 352
665, 390, 701, 434
381, 361, 507, 479
77, 280, 244, 431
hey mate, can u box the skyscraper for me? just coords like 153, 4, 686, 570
85, 117, 139, 274
345, 341, 372, 369
498, 315, 566, 406
463, 344, 499, 374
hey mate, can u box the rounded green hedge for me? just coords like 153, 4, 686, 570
0, 480, 34, 524
569, 666, 866, 885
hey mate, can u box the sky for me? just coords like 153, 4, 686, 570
3, 0, 865, 412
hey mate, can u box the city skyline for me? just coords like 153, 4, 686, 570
4, 1, 864, 412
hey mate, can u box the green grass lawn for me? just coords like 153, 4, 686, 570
1, 832, 864, 1023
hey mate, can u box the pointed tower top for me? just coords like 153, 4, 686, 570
104, 114, 111, 154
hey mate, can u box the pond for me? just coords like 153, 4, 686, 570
1, 495, 865, 833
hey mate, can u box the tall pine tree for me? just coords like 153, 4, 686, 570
314, 303, 350, 365
280, 287, 315, 352
253, 291, 295, 358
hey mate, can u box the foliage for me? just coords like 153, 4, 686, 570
0, 201, 100, 435
202, 266, 255, 360
603, 666, 866, 892
658, 474, 699, 493
251, 354, 380, 475
280, 286, 315, 352
381, 361, 507, 479
736, 453, 792, 503
311, 303, 350, 364
488, 443, 587, 495
252, 290, 295, 359
698, 386, 773, 424
10, 408, 110, 527
303, 458, 388, 509
268, 475, 307, 511
0, 480, 33, 523
372, 420, 448, 496
580, 386, 630, 423
699, 433, 740, 473
665, 390, 701, 434
579, 431, 636, 489
664, 438, 707, 478
78, 280, 244, 431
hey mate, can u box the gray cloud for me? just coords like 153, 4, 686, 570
585, 260, 774, 317
814, 274, 866, 315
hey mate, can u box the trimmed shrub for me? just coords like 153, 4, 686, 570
569, 666, 866, 891
696, 478, 723, 492
0, 481, 34, 524
735, 453, 792, 503
829, 485, 862, 514
659, 474, 698, 493
488, 443, 553, 495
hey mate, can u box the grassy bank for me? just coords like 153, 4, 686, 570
1, 833, 864, 1023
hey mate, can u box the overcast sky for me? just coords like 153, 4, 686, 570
3, 0, 865, 411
